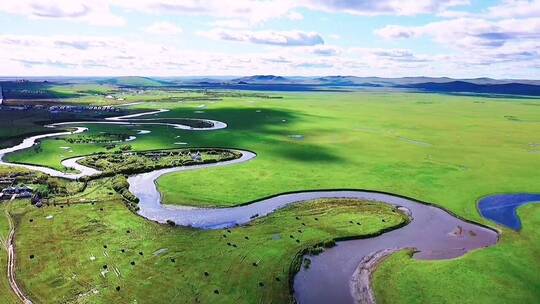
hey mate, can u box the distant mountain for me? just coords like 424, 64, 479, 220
402, 81, 540, 96
103, 75, 538, 90
300, 76, 540, 87
314, 76, 359, 86
191, 78, 226, 84
232, 75, 293, 84
309, 76, 511, 86
166, 75, 540, 95
5, 75, 538, 96
98, 76, 171, 87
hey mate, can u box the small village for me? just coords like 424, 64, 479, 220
0, 174, 45, 207
48, 105, 120, 113
0, 185, 33, 200
0, 174, 32, 198
0, 103, 120, 114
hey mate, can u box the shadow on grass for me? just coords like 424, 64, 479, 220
0, 105, 344, 165
271, 144, 342, 162
158, 107, 344, 164
1, 81, 80, 99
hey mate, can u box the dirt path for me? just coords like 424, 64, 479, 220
5, 195, 33, 304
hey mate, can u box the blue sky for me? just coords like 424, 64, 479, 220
1, 0, 539, 79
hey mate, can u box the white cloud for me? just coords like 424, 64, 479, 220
376, 25, 420, 39
287, 11, 304, 20
375, 17, 540, 50
293, 61, 333, 68
210, 19, 250, 29
0, 34, 453, 77
0, 0, 475, 28
144, 21, 183, 35
373, 0, 540, 70
485, 0, 540, 18
441, 0, 540, 18
120, 0, 471, 20
1, 33, 537, 78
302, 0, 470, 16
0, 0, 125, 26
373, 14, 540, 75
309, 45, 340, 56
201, 29, 324, 46
1, 1, 539, 78
114, 0, 297, 24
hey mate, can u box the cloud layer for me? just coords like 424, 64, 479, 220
0, 0, 538, 78
0, 0, 472, 26
145, 22, 183, 35
201, 29, 324, 46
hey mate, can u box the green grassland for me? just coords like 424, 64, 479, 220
61, 90, 216, 106
3, 91, 540, 303
49, 84, 117, 96
46, 81, 279, 106
152, 93, 540, 211
10, 195, 404, 303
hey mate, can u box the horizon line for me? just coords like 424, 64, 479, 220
1, 75, 540, 81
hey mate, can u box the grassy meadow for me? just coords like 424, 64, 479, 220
2, 90, 540, 302
10, 196, 404, 303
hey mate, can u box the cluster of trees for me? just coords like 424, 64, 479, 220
33, 184, 50, 198
118, 145, 132, 151
35, 174, 68, 196
64, 133, 129, 144
81, 149, 241, 176
111, 175, 139, 211
129, 118, 213, 129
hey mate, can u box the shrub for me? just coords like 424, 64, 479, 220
119, 144, 132, 151
111, 175, 139, 207
308, 247, 324, 255
322, 240, 336, 248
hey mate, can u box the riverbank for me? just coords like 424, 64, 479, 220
350, 248, 405, 304
372, 203, 540, 303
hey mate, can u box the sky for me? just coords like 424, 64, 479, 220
1, 0, 539, 79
